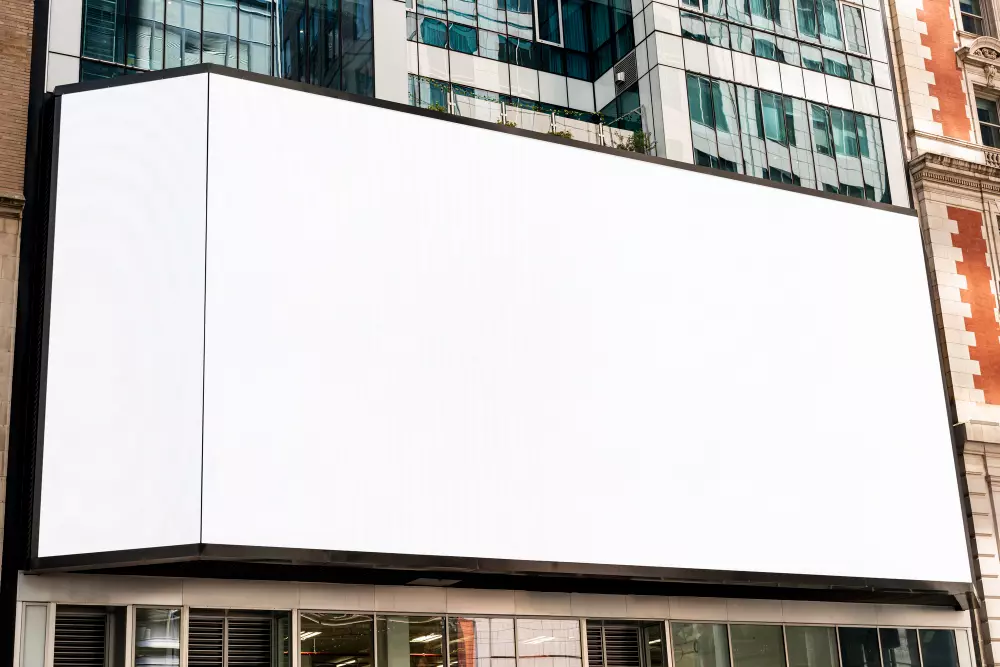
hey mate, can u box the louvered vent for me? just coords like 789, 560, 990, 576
587, 623, 641, 667
54, 611, 107, 667
613, 51, 638, 94
226, 617, 272, 667
189, 615, 225, 667
587, 624, 605, 667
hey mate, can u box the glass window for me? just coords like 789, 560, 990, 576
919, 631, 960, 667
817, 0, 842, 47
760, 91, 786, 142
796, 0, 817, 38
450, 0, 477, 25
643, 623, 666, 667
728, 0, 750, 30
419, 16, 448, 45
881, 630, 921, 667
754, 30, 778, 59
135, 609, 180, 667
809, 102, 839, 192
536, 0, 562, 43
478, 29, 502, 57
126, 0, 166, 69
714, 79, 743, 171
848, 54, 873, 83
506, 0, 534, 38
801, 43, 822, 70
732, 25, 754, 52
407, 11, 417, 38
450, 22, 478, 51
961, 0, 985, 33
783, 97, 817, 188
822, 48, 849, 77
378, 617, 445, 667
301, 613, 375, 667
774, 0, 796, 35
706, 0, 727, 18
80, 59, 130, 79
777, 36, 799, 64
857, 112, 889, 201
672, 624, 731, 667
737, 84, 769, 177
478, 0, 507, 33
82, 0, 127, 62
786, 627, 838, 667
842, 4, 866, 52
681, 12, 708, 41
731, 626, 786, 667
165, 0, 201, 67
448, 618, 515, 667
838, 629, 881, 667
515, 619, 582, 667
750, 0, 774, 30
978, 98, 1000, 147
536, 42, 565, 72
688, 74, 715, 126
706, 18, 730, 45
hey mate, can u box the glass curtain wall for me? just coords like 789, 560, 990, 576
686, 71, 890, 201
406, 0, 633, 80
79, 0, 374, 95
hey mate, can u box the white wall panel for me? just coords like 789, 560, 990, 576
40, 74, 209, 557
190, 73, 965, 582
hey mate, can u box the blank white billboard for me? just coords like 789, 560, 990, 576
40, 71, 971, 585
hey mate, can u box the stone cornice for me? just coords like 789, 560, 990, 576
910, 151, 1000, 193
0, 194, 24, 218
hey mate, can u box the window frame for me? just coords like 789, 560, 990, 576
839, 2, 867, 54
976, 93, 1000, 148
532, 0, 565, 46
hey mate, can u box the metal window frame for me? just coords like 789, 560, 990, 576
532, 0, 564, 47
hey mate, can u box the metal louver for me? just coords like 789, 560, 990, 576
613, 51, 638, 94
587, 622, 642, 667
54, 611, 108, 667
226, 617, 272, 667
189, 615, 225, 667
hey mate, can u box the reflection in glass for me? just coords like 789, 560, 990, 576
82, 0, 127, 62
822, 48, 848, 77
817, 0, 842, 47
537, 0, 561, 42
688, 74, 721, 168
801, 44, 822, 70
843, 4, 865, 53
672, 624, 731, 667
881, 630, 920, 667
776, 36, 799, 64
126, 0, 165, 69
754, 30, 778, 59
919, 631, 960, 667
643, 623, 665, 667
715, 79, 743, 172
449, 618, 515, 667
419, 16, 448, 45
732, 25, 754, 52
979, 98, 1000, 147
810, 102, 839, 192
848, 55, 873, 83
516, 619, 582, 667
796, 0, 817, 38
301, 613, 375, 667
737, 84, 769, 178
450, 0, 477, 25
839, 628, 881, 667
857, 112, 888, 201
731, 626, 785, 667
450, 22, 477, 51
166, 0, 201, 67
681, 12, 707, 41
378, 617, 446, 667
786, 627, 838, 667
134, 609, 180, 667
784, 97, 817, 188
706, 19, 729, 46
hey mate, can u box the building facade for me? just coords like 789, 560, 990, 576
5, 0, 989, 666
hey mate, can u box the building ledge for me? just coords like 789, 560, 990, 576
910, 151, 1000, 193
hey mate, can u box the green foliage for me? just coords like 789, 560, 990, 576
548, 129, 574, 139
496, 118, 517, 127
614, 130, 655, 154
427, 103, 448, 112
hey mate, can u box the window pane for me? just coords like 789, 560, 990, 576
738, 84, 769, 177
515, 619, 582, 667
450, 23, 478, 51
537, 0, 561, 42
687, 74, 714, 126
777, 36, 799, 64
126, 0, 165, 69
783, 97, 817, 188
801, 43, 822, 69
843, 4, 866, 52
857, 113, 889, 201
714, 79, 744, 172
786, 627, 837, 667
377, 617, 445, 667
301, 613, 375, 667
796, 0, 817, 38
643, 624, 666, 667
880, 630, 920, 667
479, 0, 507, 31
817, 0, 842, 46
506, 0, 534, 38
731, 626, 785, 667
848, 55, 873, 83
705, 0, 727, 18
681, 12, 707, 41
135, 609, 180, 667
773, 0, 796, 35
810, 103, 839, 191
919, 631, 959, 667
732, 25, 754, 51
706, 19, 729, 46
690, 76, 722, 169
983, 124, 1000, 147
728, 0, 750, 29
754, 30, 778, 59
978, 98, 999, 124
822, 48, 848, 76
82, 0, 127, 62
671, 624, 731, 667
419, 16, 448, 45
838, 629, 881, 667
750, 0, 774, 30
449, 618, 515, 667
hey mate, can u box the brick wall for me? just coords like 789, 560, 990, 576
0, 0, 31, 555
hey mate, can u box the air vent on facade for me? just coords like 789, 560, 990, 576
587, 622, 642, 667
613, 52, 638, 94
54, 611, 108, 667
226, 617, 273, 667
188, 615, 225, 667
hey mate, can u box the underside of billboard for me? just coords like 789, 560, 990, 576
30, 65, 972, 605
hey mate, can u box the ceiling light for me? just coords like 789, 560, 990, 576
648, 640, 661, 645
336, 660, 357, 666
522, 636, 556, 645
300, 632, 322, 641
411, 634, 443, 643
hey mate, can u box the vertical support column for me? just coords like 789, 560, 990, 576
374, 0, 410, 105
